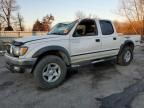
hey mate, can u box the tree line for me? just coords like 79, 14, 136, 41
0, 0, 144, 37
0, 0, 54, 32
32, 15, 54, 31
116, 0, 144, 37
0, 0, 24, 31
114, 20, 144, 35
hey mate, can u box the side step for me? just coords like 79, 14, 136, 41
72, 56, 116, 68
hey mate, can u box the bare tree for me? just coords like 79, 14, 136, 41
32, 14, 54, 31
0, 23, 1, 31
42, 14, 54, 31
0, 19, 2, 30
75, 11, 99, 20
88, 14, 99, 19
15, 12, 24, 31
139, 0, 144, 38
32, 19, 42, 31
75, 11, 86, 19
0, 15, 5, 30
118, 0, 144, 36
0, 0, 19, 31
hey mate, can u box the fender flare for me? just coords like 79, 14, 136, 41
32, 46, 71, 65
119, 40, 134, 54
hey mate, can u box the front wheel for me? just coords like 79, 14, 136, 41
117, 47, 133, 66
33, 55, 67, 89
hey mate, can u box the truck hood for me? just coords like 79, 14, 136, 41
14, 35, 63, 44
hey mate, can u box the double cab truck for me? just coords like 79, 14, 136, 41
5, 18, 141, 89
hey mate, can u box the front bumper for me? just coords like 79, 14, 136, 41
5, 53, 37, 73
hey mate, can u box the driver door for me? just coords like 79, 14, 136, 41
70, 19, 102, 63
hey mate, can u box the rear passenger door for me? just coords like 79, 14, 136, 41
100, 20, 120, 57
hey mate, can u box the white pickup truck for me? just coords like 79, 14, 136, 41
5, 18, 141, 89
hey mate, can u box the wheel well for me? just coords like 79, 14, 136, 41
124, 42, 134, 51
31, 50, 70, 73
119, 42, 134, 55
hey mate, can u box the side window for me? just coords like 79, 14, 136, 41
73, 19, 98, 37
100, 20, 114, 35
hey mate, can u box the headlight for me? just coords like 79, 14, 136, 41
13, 46, 28, 56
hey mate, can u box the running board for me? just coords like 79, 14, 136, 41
72, 56, 116, 68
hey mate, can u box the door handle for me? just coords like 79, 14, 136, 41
113, 37, 117, 40
95, 39, 100, 42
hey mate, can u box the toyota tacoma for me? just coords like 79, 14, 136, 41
5, 18, 141, 89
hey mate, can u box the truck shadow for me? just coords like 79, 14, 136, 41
66, 60, 120, 85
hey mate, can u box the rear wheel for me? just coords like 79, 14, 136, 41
34, 55, 67, 89
117, 47, 133, 66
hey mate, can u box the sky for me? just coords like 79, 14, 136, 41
17, 0, 125, 30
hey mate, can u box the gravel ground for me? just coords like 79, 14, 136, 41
0, 45, 144, 108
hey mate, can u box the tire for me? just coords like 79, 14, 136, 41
33, 55, 67, 89
117, 46, 133, 66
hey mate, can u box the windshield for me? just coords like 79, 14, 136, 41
48, 21, 77, 35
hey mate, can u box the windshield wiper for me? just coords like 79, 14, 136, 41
48, 33, 64, 35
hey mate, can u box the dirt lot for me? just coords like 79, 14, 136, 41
0, 45, 144, 108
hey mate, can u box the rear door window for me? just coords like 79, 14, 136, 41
100, 20, 114, 35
